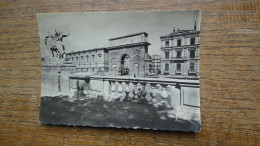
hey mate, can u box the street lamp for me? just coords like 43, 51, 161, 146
112, 64, 116, 77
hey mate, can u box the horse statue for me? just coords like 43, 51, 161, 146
44, 30, 70, 60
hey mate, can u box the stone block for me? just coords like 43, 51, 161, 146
181, 87, 200, 107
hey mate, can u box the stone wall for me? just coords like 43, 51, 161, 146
41, 64, 76, 93
41, 74, 60, 92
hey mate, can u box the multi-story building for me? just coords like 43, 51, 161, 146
152, 55, 161, 74
66, 32, 150, 77
147, 55, 161, 74
160, 24, 200, 79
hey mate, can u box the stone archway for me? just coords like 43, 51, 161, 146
111, 57, 116, 68
110, 57, 117, 76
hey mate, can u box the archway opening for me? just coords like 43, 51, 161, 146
120, 54, 130, 75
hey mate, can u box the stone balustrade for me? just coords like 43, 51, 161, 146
69, 74, 200, 109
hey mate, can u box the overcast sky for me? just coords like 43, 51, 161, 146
37, 10, 201, 57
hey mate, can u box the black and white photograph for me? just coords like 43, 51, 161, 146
38, 10, 201, 132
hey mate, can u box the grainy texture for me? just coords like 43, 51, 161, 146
0, 0, 259, 145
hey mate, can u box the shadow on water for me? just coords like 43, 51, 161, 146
39, 95, 200, 132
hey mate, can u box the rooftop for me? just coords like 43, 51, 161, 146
160, 29, 200, 39
66, 42, 150, 55
66, 47, 106, 55
108, 32, 148, 41
107, 42, 150, 50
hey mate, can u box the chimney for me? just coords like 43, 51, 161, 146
173, 27, 175, 32
194, 21, 197, 30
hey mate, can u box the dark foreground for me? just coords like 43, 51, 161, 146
39, 96, 200, 132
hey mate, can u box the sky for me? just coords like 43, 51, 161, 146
37, 10, 201, 57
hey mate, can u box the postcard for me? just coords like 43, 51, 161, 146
38, 10, 201, 132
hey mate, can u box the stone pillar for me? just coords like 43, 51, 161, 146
116, 59, 120, 76
170, 85, 181, 108
103, 80, 111, 100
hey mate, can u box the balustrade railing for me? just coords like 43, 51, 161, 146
188, 56, 199, 59
188, 70, 196, 74
161, 56, 199, 61
70, 75, 199, 107
108, 80, 172, 107
69, 74, 199, 120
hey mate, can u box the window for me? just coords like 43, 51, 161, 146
71, 57, 74, 60
165, 41, 169, 47
165, 52, 169, 59
86, 55, 89, 63
98, 54, 102, 62
81, 56, 84, 64
190, 63, 195, 71
177, 63, 181, 71
177, 51, 182, 58
165, 63, 169, 71
190, 38, 195, 45
190, 50, 195, 58
177, 39, 181, 46
92, 55, 95, 62
92, 68, 94, 72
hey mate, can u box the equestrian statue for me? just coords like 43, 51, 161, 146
44, 30, 70, 60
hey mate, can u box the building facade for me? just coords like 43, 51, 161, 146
152, 55, 161, 74
66, 32, 150, 77
160, 26, 200, 79
147, 55, 161, 74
